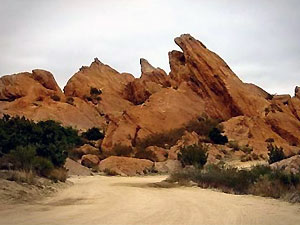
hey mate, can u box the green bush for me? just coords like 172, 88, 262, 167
209, 128, 228, 145
186, 116, 220, 136
178, 144, 208, 168
0, 115, 82, 167
33, 157, 54, 176
8, 145, 54, 177
169, 165, 300, 201
268, 144, 286, 164
82, 127, 104, 141
9, 145, 37, 170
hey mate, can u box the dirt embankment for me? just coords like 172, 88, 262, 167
0, 175, 300, 225
0, 170, 70, 204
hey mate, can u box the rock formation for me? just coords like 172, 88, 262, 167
1, 34, 300, 159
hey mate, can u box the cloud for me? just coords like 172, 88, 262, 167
0, 0, 299, 95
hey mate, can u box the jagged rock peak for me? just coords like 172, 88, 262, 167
295, 86, 300, 98
140, 58, 156, 74
175, 34, 207, 49
93, 57, 103, 65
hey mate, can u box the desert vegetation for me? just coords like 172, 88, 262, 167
178, 144, 208, 168
168, 164, 300, 203
0, 115, 83, 181
168, 142, 300, 202
81, 127, 104, 141
268, 143, 286, 164
136, 115, 228, 150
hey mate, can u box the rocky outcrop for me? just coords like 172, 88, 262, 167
98, 156, 154, 176
81, 154, 100, 168
0, 70, 105, 130
123, 59, 171, 105
170, 34, 269, 119
1, 34, 300, 159
270, 155, 300, 174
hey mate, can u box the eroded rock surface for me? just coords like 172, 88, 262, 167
1, 34, 300, 159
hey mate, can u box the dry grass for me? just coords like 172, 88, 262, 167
47, 168, 67, 182
6, 170, 37, 184
168, 165, 300, 202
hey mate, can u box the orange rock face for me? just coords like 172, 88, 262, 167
1, 34, 300, 159
98, 156, 154, 176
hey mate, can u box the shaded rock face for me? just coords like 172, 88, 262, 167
1, 34, 300, 158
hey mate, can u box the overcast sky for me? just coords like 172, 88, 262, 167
0, 0, 299, 95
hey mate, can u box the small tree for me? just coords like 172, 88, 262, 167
178, 144, 208, 168
82, 127, 104, 141
268, 144, 285, 164
209, 128, 228, 145
90, 87, 102, 96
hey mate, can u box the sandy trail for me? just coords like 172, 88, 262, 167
0, 175, 299, 225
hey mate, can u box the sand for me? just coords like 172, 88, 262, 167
0, 175, 299, 225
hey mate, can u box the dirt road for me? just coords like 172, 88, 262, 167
0, 175, 299, 225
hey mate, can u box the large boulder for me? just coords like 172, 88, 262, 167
81, 154, 100, 168
75, 144, 100, 156
136, 146, 168, 162
98, 156, 154, 176
64, 158, 92, 176
270, 155, 300, 174
154, 160, 182, 174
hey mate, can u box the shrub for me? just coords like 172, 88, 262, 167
169, 164, 300, 200
265, 138, 275, 143
50, 95, 61, 101
90, 87, 102, 96
8, 145, 37, 170
66, 97, 74, 105
82, 127, 104, 141
0, 115, 82, 168
240, 145, 253, 154
136, 128, 185, 149
178, 144, 208, 168
33, 157, 54, 177
47, 168, 67, 182
209, 128, 228, 145
227, 141, 239, 150
268, 144, 285, 164
113, 144, 132, 157
186, 116, 220, 137
6, 170, 36, 184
